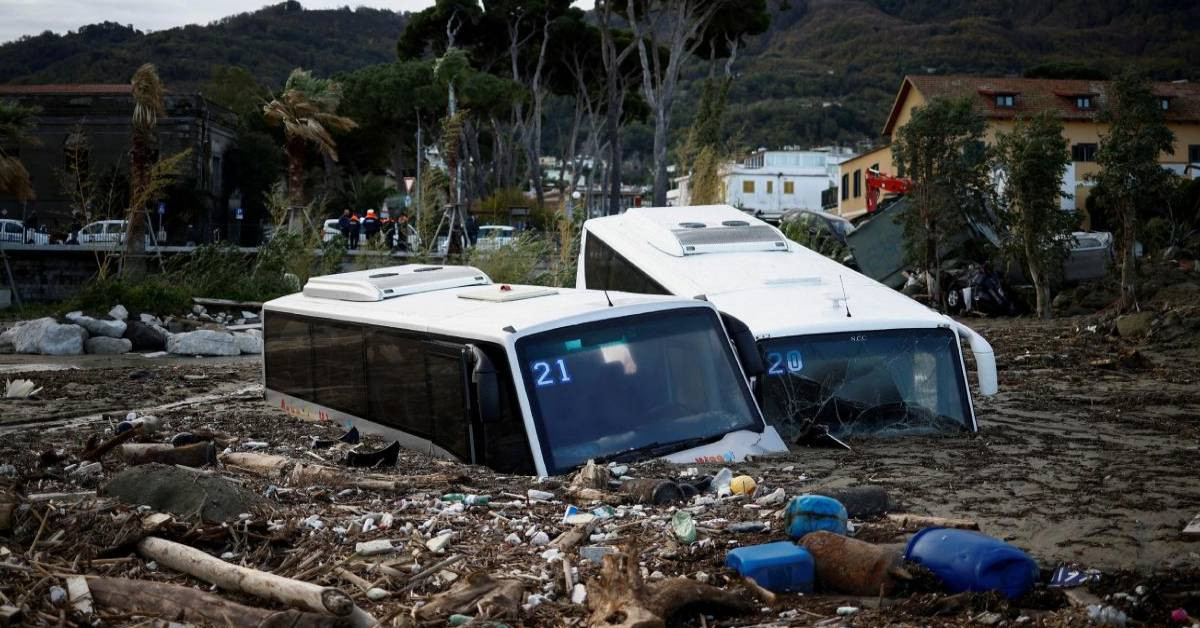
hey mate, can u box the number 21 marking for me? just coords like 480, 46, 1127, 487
533, 359, 572, 387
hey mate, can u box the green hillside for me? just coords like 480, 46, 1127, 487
0, 1, 406, 89
697, 0, 1200, 149
1, 0, 1197, 152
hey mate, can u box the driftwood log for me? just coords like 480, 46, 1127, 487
886, 513, 979, 531
414, 572, 524, 621
221, 452, 293, 478
121, 442, 216, 467
587, 551, 755, 627
136, 536, 373, 624
88, 576, 345, 627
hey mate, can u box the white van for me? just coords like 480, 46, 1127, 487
262, 265, 786, 476
576, 205, 998, 440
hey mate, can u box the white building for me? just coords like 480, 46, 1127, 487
724, 147, 854, 219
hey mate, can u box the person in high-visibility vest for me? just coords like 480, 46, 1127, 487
348, 213, 360, 250
363, 209, 381, 244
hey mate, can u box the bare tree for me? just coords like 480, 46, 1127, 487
504, 10, 553, 207
596, 0, 640, 215
627, 0, 726, 207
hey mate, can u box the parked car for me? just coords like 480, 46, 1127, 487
474, 225, 516, 251
77, 220, 151, 247
78, 220, 127, 244
0, 219, 24, 243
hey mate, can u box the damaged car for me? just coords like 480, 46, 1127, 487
576, 205, 998, 444
262, 264, 786, 476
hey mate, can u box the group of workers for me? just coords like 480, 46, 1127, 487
338, 209, 410, 250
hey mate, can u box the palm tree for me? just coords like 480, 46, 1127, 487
0, 99, 40, 203
263, 68, 357, 232
123, 63, 165, 281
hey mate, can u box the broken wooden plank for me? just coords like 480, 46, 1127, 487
27, 491, 95, 503
1063, 587, 1103, 608
886, 513, 979, 531
192, 297, 263, 309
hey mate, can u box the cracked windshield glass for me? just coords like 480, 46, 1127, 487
516, 308, 760, 474
759, 328, 970, 439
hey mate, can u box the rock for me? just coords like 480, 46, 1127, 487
167, 330, 240, 356
11, 317, 56, 354
1052, 292, 1071, 309
233, 332, 262, 355
39, 324, 87, 355
101, 463, 266, 522
108, 304, 129, 321
1116, 311, 1155, 338
366, 588, 389, 602
124, 320, 167, 351
193, 305, 207, 316
139, 313, 162, 326
167, 318, 203, 334
0, 324, 20, 353
85, 336, 132, 355
64, 312, 127, 338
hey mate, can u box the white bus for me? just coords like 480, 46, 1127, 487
576, 205, 998, 441
262, 264, 786, 476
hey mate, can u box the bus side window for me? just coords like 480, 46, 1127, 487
264, 313, 314, 400
365, 329, 426, 434
425, 351, 471, 461
472, 343, 536, 475
584, 231, 669, 296
309, 322, 367, 417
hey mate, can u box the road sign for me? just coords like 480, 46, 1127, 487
235, 207, 244, 220
404, 195, 413, 208
157, 202, 166, 215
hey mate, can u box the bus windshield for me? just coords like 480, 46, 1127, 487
516, 308, 762, 475
758, 328, 971, 439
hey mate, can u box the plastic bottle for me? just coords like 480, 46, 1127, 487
671, 510, 697, 544
712, 468, 733, 496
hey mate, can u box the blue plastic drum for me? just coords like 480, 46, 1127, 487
904, 527, 1039, 599
783, 495, 848, 538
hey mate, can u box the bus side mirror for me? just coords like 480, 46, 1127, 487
720, 313, 764, 377
467, 345, 503, 422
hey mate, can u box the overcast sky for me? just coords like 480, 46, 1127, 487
0, 1, 438, 45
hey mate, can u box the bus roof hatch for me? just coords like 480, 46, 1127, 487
302, 265, 490, 302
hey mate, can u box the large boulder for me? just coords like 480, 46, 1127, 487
124, 320, 167, 351
12, 317, 57, 354
167, 329, 240, 356
39, 323, 87, 355
108, 304, 129, 321
233, 331, 263, 355
0, 324, 22, 354
85, 336, 132, 355
1116, 311, 1155, 339
101, 463, 266, 522
65, 311, 127, 338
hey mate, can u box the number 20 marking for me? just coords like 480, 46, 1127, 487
765, 350, 803, 376
533, 359, 572, 387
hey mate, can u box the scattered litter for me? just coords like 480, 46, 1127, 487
837, 606, 860, 616
1087, 604, 1128, 627
905, 528, 1038, 599
4, 379, 42, 399
570, 582, 587, 604
784, 494, 848, 538
730, 475, 757, 495
1049, 563, 1102, 588
671, 510, 697, 544
527, 489, 554, 501
726, 541, 814, 593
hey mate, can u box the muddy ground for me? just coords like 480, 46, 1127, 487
1, 311, 1198, 626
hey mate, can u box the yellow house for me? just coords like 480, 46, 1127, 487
835, 75, 1200, 219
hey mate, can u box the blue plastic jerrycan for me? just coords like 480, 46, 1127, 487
784, 495, 848, 539
904, 527, 1039, 599
725, 541, 814, 593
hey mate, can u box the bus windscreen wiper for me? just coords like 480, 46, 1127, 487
595, 434, 724, 464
